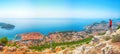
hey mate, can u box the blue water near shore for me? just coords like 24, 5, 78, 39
0, 18, 110, 40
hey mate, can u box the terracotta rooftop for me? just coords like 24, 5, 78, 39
20, 32, 44, 41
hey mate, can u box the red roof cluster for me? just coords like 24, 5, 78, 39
20, 32, 44, 41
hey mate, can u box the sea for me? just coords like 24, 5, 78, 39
0, 18, 115, 40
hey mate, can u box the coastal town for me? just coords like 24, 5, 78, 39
0, 20, 120, 54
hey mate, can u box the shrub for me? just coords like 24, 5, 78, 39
112, 34, 120, 42
103, 36, 111, 41
70, 46, 75, 49
76, 44, 80, 47
61, 46, 65, 50
117, 25, 120, 29
0, 37, 8, 45
86, 41, 90, 44
67, 45, 70, 47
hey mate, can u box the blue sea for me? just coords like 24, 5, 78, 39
0, 18, 111, 40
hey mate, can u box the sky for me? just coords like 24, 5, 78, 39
0, 0, 120, 19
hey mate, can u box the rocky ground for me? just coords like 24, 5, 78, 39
1, 28, 120, 54
65, 29, 120, 54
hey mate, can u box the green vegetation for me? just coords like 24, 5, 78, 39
0, 37, 8, 45
29, 37, 93, 51
117, 25, 120, 29
112, 34, 120, 42
103, 36, 111, 41
7, 41, 20, 48
61, 46, 66, 50
7, 42, 17, 46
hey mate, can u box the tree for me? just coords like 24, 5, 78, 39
117, 25, 120, 29
0, 37, 8, 45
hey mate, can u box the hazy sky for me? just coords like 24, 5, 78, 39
0, 0, 120, 18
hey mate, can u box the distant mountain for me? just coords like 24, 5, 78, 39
0, 22, 15, 30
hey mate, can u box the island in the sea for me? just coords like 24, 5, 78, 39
0, 22, 15, 30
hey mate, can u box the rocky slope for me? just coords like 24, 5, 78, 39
35, 29, 120, 54
70, 29, 120, 54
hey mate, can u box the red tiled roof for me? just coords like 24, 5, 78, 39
20, 32, 44, 41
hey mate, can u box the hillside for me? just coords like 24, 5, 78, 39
71, 29, 120, 54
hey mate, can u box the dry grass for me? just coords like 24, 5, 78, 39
112, 34, 120, 42
103, 36, 111, 41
